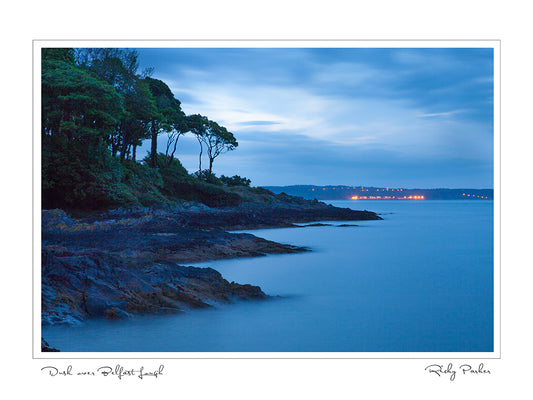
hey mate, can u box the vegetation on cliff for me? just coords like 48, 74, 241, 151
42, 48, 247, 211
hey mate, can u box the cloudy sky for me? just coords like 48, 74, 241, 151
135, 47, 494, 189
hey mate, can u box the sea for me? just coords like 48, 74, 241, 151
41, 200, 495, 353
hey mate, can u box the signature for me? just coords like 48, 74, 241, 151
41, 364, 164, 380
425, 363, 491, 381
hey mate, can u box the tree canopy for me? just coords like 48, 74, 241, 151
203, 120, 238, 174
143, 77, 186, 168
41, 47, 247, 210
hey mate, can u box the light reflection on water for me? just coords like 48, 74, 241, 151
42, 200, 494, 352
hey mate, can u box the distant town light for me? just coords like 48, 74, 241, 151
350, 194, 424, 200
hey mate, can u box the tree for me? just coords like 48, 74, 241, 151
43, 48, 75, 64
119, 79, 157, 161
164, 112, 189, 166
144, 77, 185, 168
42, 49, 126, 208
186, 114, 209, 173
74, 48, 143, 93
75, 48, 153, 160
202, 120, 238, 175
186, 115, 238, 176
42, 53, 124, 144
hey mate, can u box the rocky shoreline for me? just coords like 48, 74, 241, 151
41, 198, 381, 350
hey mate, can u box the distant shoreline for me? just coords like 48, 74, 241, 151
264, 185, 494, 201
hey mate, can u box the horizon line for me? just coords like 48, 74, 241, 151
261, 184, 494, 190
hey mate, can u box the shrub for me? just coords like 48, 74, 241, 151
251, 186, 274, 195
193, 170, 221, 185
42, 139, 133, 209
161, 177, 242, 207
219, 174, 251, 187
120, 160, 168, 206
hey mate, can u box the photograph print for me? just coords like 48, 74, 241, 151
39, 42, 496, 354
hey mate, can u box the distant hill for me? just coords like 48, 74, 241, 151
262, 185, 493, 200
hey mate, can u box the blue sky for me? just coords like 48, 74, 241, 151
135, 47, 494, 189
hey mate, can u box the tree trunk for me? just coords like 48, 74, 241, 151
111, 137, 118, 157
150, 121, 158, 168
119, 138, 128, 162
197, 136, 203, 173
168, 132, 181, 165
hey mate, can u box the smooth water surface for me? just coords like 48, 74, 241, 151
42, 200, 494, 352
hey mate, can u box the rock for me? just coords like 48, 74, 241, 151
295, 223, 333, 227
41, 200, 380, 325
41, 247, 268, 324
42, 338, 60, 352
42, 209, 76, 232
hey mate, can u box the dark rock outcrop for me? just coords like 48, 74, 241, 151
42, 246, 267, 325
41, 337, 60, 352
41, 199, 380, 325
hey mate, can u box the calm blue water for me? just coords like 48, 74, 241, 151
42, 200, 494, 352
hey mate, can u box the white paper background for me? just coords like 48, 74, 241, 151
3, 0, 530, 398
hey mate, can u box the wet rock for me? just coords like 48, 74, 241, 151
41, 199, 380, 325
42, 338, 60, 352
41, 247, 268, 325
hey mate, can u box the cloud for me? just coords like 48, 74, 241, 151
418, 109, 469, 118
161, 71, 492, 164
136, 48, 494, 188
235, 120, 281, 126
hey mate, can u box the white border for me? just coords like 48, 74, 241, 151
34, 39, 501, 360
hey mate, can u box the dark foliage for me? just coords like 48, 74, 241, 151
219, 175, 251, 187
41, 47, 244, 210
